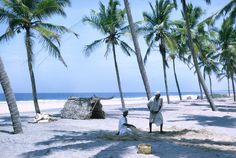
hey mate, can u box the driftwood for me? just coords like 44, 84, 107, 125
61, 96, 112, 120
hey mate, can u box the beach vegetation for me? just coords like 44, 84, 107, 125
83, 0, 135, 108
123, 0, 152, 100
141, 0, 176, 104
0, 0, 73, 113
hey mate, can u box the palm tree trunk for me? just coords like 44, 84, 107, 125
231, 74, 236, 102
182, 0, 217, 111
123, 0, 152, 100
0, 57, 23, 134
25, 28, 40, 114
160, 40, 170, 104
208, 74, 213, 97
197, 75, 203, 99
112, 43, 125, 108
227, 77, 230, 96
173, 58, 182, 100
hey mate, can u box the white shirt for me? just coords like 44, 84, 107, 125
118, 116, 128, 135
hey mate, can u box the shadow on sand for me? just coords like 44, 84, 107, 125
20, 129, 236, 158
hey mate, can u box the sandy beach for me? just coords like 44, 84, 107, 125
0, 96, 236, 158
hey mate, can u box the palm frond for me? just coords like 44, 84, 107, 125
143, 12, 155, 26
144, 40, 155, 64
0, 27, 16, 43
163, 33, 177, 53
40, 34, 67, 67
0, 7, 16, 23
145, 31, 155, 45
104, 43, 111, 58
37, 22, 78, 37
34, 26, 60, 45
84, 39, 104, 57
82, 14, 106, 34
118, 39, 134, 56
33, 0, 70, 20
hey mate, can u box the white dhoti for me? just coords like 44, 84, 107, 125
149, 112, 163, 126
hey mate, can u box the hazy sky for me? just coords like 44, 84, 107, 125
0, 0, 230, 93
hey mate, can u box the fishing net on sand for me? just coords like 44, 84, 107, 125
98, 127, 162, 141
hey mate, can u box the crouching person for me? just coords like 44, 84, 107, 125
117, 109, 136, 135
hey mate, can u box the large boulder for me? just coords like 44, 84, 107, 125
61, 97, 105, 119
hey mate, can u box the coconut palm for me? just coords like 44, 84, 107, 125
169, 53, 182, 100
218, 72, 231, 97
0, 0, 73, 114
142, 0, 176, 104
0, 57, 23, 134
181, 0, 217, 110
219, 18, 236, 101
198, 51, 220, 97
218, 1, 236, 24
123, 0, 152, 100
83, 0, 135, 108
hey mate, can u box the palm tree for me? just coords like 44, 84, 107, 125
181, 0, 217, 111
218, 1, 236, 24
0, 0, 72, 114
0, 57, 23, 134
83, 0, 134, 108
123, 0, 152, 100
219, 18, 236, 101
169, 53, 182, 100
218, 72, 231, 97
142, 0, 176, 104
198, 51, 220, 97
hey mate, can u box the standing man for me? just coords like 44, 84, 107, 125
147, 91, 164, 133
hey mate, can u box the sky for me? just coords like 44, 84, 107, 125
0, 0, 231, 93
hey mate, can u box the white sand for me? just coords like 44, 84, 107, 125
0, 96, 236, 158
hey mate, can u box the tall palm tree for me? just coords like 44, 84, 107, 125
219, 18, 236, 101
83, 0, 134, 108
169, 53, 182, 100
0, 57, 23, 134
123, 0, 152, 100
198, 51, 220, 97
218, 72, 231, 97
142, 0, 176, 104
0, 0, 73, 114
181, 0, 217, 111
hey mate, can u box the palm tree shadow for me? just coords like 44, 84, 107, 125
20, 129, 236, 158
180, 114, 236, 128
190, 103, 236, 112
0, 115, 32, 134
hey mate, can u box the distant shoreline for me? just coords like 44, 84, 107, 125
0, 91, 229, 101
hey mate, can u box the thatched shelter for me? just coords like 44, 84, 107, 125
61, 97, 106, 119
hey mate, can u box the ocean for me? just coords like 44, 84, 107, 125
0, 92, 213, 101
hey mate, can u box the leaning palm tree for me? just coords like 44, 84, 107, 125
0, 57, 23, 134
0, 0, 73, 114
181, 0, 217, 111
123, 0, 152, 100
83, 0, 134, 108
142, 0, 176, 104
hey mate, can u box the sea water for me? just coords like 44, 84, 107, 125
0, 91, 227, 101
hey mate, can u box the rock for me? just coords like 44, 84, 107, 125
61, 97, 105, 120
